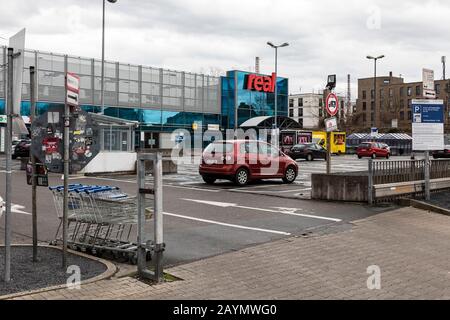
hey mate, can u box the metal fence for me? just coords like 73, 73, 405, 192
369, 158, 450, 203
372, 159, 450, 185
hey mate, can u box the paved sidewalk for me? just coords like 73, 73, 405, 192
11, 207, 450, 300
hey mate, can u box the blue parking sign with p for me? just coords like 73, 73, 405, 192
411, 102, 444, 124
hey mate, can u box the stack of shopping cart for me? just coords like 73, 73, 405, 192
49, 184, 153, 264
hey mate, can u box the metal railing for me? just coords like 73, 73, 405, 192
369, 158, 450, 204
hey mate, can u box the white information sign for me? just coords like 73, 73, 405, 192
412, 99, 444, 151
422, 68, 436, 99
325, 117, 338, 132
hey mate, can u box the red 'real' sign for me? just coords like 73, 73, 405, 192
246, 73, 277, 93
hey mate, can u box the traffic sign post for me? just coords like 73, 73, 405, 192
63, 71, 79, 268
325, 93, 340, 174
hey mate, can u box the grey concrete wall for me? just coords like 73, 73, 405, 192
312, 173, 368, 202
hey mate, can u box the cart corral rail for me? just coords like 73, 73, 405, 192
50, 184, 153, 264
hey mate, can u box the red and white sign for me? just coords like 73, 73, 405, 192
246, 73, 277, 93
66, 72, 80, 94
326, 93, 339, 117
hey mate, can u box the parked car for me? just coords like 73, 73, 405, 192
199, 140, 299, 186
11, 140, 21, 154
288, 143, 327, 161
12, 139, 31, 159
432, 145, 450, 159
356, 142, 390, 159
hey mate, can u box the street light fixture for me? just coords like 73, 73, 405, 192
366, 55, 385, 128
267, 41, 289, 130
101, 0, 117, 114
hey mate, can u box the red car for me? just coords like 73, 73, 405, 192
356, 142, 390, 159
199, 140, 299, 186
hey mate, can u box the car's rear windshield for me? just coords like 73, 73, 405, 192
359, 143, 372, 148
204, 143, 234, 154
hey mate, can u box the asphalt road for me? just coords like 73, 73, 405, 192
0, 155, 397, 267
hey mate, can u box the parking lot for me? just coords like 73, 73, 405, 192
0, 155, 397, 268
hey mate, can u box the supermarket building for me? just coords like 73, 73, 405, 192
0, 47, 288, 150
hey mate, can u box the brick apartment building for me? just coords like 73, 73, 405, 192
355, 72, 450, 132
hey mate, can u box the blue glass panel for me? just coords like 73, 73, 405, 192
0, 99, 5, 114
162, 111, 184, 126
141, 110, 162, 125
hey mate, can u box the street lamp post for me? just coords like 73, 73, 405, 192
101, 0, 117, 114
267, 42, 289, 130
366, 55, 385, 128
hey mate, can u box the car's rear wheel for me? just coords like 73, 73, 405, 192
283, 166, 297, 184
306, 154, 313, 161
202, 175, 216, 185
386, 153, 390, 159
358, 155, 362, 159
234, 168, 249, 186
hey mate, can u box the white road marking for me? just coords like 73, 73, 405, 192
12, 204, 31, 216
182, 199, 342, 222
163, 212, 291, 236
165, 185, 220, 193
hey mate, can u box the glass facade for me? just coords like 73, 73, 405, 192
0, 46, 221, 133
221, 70, 288, 129
0, 48, 289, 135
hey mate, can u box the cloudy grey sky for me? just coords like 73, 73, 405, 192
1, 0, 449, 99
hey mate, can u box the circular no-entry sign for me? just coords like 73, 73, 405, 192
326, 93, 339, 117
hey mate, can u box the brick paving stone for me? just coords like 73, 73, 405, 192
10, 207, 450, 300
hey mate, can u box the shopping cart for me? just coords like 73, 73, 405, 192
50, 184, 153, 264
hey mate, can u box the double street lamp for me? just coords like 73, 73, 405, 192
101, 0, 117, 114
267, 42, 289, 130
366, 55, 385, 128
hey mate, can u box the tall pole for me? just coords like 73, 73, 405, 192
274, 47, 278, 130
373, 58, 377, 129
30, 66, 38, 262
4, 47, 13, 283
62, 61, 69, 269
100, 0, 106, 114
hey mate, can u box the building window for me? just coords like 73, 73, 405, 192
380, 88, 384, 98
363, 102, 367, 111
407, 87, 412, 96
400, 87, 405, 96
371, 101, 375, 110
389, 88, 393, 97
436, 83, 441, 94
298, 119, 303, 128
371, 90, 375, 99
399, 111, 404, 120
416, 86, 421, 96
362, 91, 367, 99
298, 108, 304, 117
363, 113, 366, 122
289, 109, 294, 117
400, 99, 404, 107
298, 98, 303, 107
408, 99, 412, 107
289, 99, 294, 108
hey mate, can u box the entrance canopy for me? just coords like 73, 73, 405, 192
240, 116, 302, 130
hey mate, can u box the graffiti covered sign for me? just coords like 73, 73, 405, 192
31, 106, 100, 173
